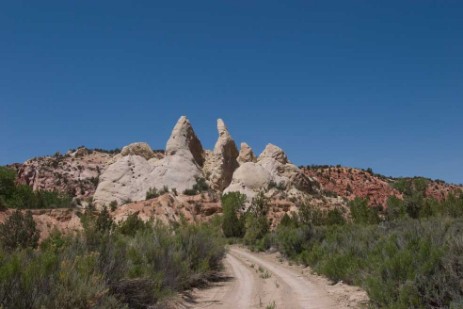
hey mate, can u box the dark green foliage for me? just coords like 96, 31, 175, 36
385, 196, 407, 220
0, 167, 16, 199
272, 217, 463, 308
0, 210, 39, 250
279, 213, 293, 227
145, 187, 159, 200
385, 183, 463, 221
193, 177, 209, 192
95, 207, 113, 232
392, 177, 428, 196
298, 203, 346, 226
182, 188, 197, 196
109, 200, 118, 211
0, 196, 6, 211
221, 192, 246, 238
0, 167, 73, 209
349, 197, 380, 224
243, 192, 270, 248
325, 207, 346, 226
0, 215, 225, 308
183, 177, 209, 196
118, 213, 147, 236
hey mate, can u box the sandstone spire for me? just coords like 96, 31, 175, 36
257, 143, 288, 164
204, 119, 239, 191
237, 142, 256, 164
166, 116, 205, 166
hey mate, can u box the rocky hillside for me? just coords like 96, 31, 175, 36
5, 116, 461, 232
302, 166, 462, 207
93, 116, 321, 210
9, 146, 164, 203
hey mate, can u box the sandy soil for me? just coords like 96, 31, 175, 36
175, 245, 368, 309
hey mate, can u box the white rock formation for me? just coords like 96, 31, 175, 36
166, 116, 204, 166
120, 142, 155, 160
93, 116, 319, 208
204, 119, 239, 191
237, 142, 256, 164
224, 143, 319, 201
93, 116, 204, 207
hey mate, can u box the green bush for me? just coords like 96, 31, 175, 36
0, 167, 16, 199
0, 210, 39, 250
349, 197, 380, 224
118, 213, 147, 236
145, 187, 159, 200
182, 177, 209, 196
243, 193, 269, 248
0, 166, 73, 209
0, 214, 225, 308
221, 192, 246, 238
271, 216, 463, 308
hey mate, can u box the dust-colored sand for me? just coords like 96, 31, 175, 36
174, 245, 369, 309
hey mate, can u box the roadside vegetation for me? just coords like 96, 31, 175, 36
222, 179, 463, 308
0, 206, 225, 308
0, 166, 73, 209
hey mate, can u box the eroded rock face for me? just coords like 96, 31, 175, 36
223, 162, 272, 199
166, 116, 205, 166
120, 142, 155, 160
224, 143, 319, 202
93, 116, 204, 207
204, 119, 239, 191
15, 148, 116, 199
237, 142, 256, 164
92, 155, 154, 206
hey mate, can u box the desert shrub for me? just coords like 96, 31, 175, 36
324, 208, 346, 226
182, 188, 197, 196
270, 215, 463, 308
183, 177, 209, 196
109, 200, 118, 211
349, 197, 380, 224
385, 196, 407, 220
193, 177, 209, 192
1, 166, 73, 209
0, 196, 7, 211
0, 167, 16, 199
297, 203, 345, 226
2, 183, 73, 210
145, 187, 159, 200
221, 192, 246, 238
0, 210, 39, 250
0, 215, 225, 308
95, 207, 113, 232
243, 193, 269, 248
117, 213, 147, 236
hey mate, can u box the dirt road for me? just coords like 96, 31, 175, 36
178, 246, 368, 309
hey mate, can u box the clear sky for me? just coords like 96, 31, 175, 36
1, 1, 462, 184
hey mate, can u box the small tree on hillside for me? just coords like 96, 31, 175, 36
221, 192, 246, 238
244, 192, 269, 245
95, 207, 113, 232
349, 197, 380, 225
0, 210, 39, 249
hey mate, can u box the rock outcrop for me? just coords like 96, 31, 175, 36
237, 142, 256, 164
14, 148, 117, 199
204, 119, 239, 191
120, 142, 155, 160
223, 143, 319, 202
166, 116, 205, 166
93, 116, 205, 207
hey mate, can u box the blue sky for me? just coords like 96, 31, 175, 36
1, 1, 462, 184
